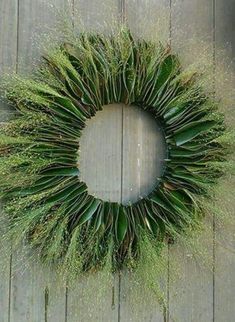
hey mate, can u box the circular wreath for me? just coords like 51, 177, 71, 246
0, 29, 227, 275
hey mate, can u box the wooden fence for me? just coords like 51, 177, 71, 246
0, 0, 234, 321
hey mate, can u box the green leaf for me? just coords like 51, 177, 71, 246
77, 199, 101, 225
150, 193, 172, 213
170, 148, 206, 158
14, 176, 63, 196
45, 182, 86, 203
93, 202, 104, 232
41, 167, 79, 176
116, 207, 128, 242
174, 121, 217, 146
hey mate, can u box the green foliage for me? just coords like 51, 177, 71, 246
0, 28, 230, 282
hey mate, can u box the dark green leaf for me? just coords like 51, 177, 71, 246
41, 167, 79, 176
78, 199, 101, 225
174, 121, 217, 146
116, 207, 128, 242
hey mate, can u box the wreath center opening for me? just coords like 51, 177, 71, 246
78, 103, 167, 205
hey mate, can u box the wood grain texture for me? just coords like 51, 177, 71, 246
67, 274, 119, 322
171, 0, 213, 65
169, 1, 214, 321
79, 104, 123, 203
46, 270, 67, 322
119, 106, 167, 322
17, 0, 67, 72
9, 257, 46, 322
8, 1, 67, 322
0, 0, 18, 71
0, 1, 18, 322
121, 105, 166, 205
119, 1, 170, 321
125, 0, 170, 43
74, 0, 120, 32
61, 4, 124, 321
0, 0, 18, 121
214, 1, 235, 321
68, 2, 121, 321
0, 0, 235, 321
0, 246, 10, 322
67, 105, 122, 322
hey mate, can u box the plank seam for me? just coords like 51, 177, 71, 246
212, 0, 216, 321
119, 1, 126, 320
65, 285, 68, 322
169, 0, 172, 42
44, 287, 49, 322
8, 0, 20, 321
65, 1, 75, 321
120, 0, 126, 25
16, 0, 20, 73
166, 1, 172, 321
7, 254, 12, 322
117, 104, 124, 322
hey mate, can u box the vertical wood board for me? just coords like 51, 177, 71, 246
169, 0, 214, 321
0, 1, 18, 322
214, 1, 235, 321
0, 1, 235, 322
8, 1, 68, 322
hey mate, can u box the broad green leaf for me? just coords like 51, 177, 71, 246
150, 193, 172, 213
41, 167, 79, 176
143, 203, 159, 236
77, 199, 101, 225
116, 206, 128, 242
174, 121, 217, 146
12, 176, 64, 196
45, 182, 86, 203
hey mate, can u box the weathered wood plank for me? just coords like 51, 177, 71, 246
119, 1, 170, 321
67, 2, 121, 321
67, 104, 121, 322
0, 242, 11, 322
79, 105, 123, 203
17, 0, 67, 72
9, 1, 67, 322
0, 1, 18, 322
121, 105, 166, 205
125, 0, 170, 43
67, 273, 119, 322
9, 256, 46, 322
46, 270, 67, 322
0, 0, 18, 71
119, 105, 167, 322
169, 1, 214, 321
171, 0, 214, 63
74, 0, 120, 32
214, 1, 235, 321
1, 1, 234, 322
0, 0, 18, 121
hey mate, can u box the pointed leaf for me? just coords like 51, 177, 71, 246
116, 207, 128, 242
78, 199, 101, 225
174, 121, 217, 146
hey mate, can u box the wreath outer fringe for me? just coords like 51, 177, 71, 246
0, 28, 228, 278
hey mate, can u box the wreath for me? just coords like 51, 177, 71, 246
0, 29, 227, 277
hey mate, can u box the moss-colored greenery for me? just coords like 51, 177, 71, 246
0, 28, 229, 281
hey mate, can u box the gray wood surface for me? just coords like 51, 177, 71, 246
69, 3, 121, 321
169, 1, 214, 321
8, 1, 67, 322
70, 104, 121, 322
0, 1, 18, 322
119, 105, 167, 322
214, 1, 235, 322
119, 2, 170, 320
0, 0, 234, 321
